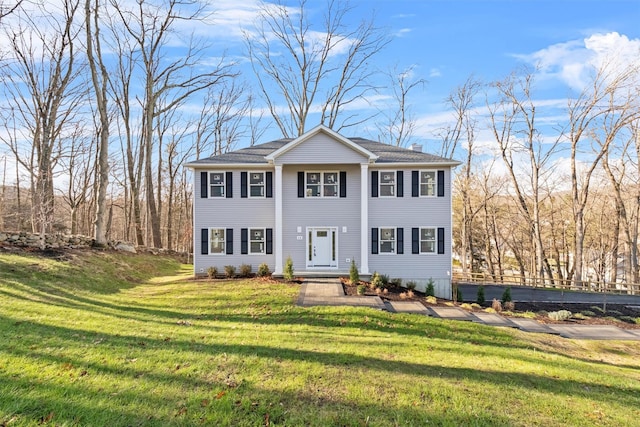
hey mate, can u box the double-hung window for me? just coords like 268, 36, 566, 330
420, 171, 436, 197
250, 172, 265, 197
379, 172, 395, 197
420, 227, 436, 253
209, 228, 225, 254
380, 228, 395, 253
306, 172, 339, 197
209, 172, 225, 198
250, 228, 265, 254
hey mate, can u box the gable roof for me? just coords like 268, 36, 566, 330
186, 125, 460, 168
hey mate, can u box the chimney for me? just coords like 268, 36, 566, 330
409, 143, 422, 152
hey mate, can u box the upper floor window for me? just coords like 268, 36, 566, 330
420, 171, 436, 197
306, 172, 339, 197
250, 172, 265, 197
209, 172, 225, 198
379, 171, 395, 197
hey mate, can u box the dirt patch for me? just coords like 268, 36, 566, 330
340, 278, 640, 329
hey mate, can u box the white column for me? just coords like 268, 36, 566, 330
360, 163, 370, 275
274, 164, 284, 275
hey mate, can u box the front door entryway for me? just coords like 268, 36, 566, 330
307, 227, 337, 268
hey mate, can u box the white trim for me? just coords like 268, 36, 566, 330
378, 227, 396, 254
274, 165, 283, 274
418, 226, 437, 254
248, 227, 266, 254
360, 163, 369, 274
303, 170, 340, 198
265, 124, 378, 162
208, 171, 226, 198
208, 227, 226, 255
248, 171, 267, 198
378, 170, 396, 198
306, 226, 338, 268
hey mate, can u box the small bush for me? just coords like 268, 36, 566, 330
224, 265, 236, 278
460, 303, 473, 310
425, 295, 437, 304
470, 303, 482, 309
399, 292, 408, 300
239, 264, 252, 278
492, 298, 502, 312
407, 290, 414, 298
580, 310, 595, 317
379, 274, 390, 287
283, 256, 294, 281
548, 310, 572, 321
501, 286, 512, 303
256, 263, 271, 277
484, 307, 497, 313
572, 313, 588, 320
406, 280, 417, 291
503, 301, 515, 311
349, 259, 360, 285
425, 278, 435, 297
476, 285, 485, 305
619, 316, 639, 324
390, 278, 402, 287
590, 306, 605, 314
370, 272, 383, 289
207, 266, 218, 279
357, 284, 366, 295
382, 288, 388, 295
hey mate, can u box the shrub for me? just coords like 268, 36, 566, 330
224, 265, 236, 278
407, 290, 414, 298
503, 301, 515, 311
379, 274, 390, 287
492, 298, 502, 312
460, 303, 473, 310
581, 310, 595, 317
476, 285, 485, 305
390, 278, 402, 287
283, 256, 294, 281
256, 263, 271, 277
370, 272, 383, 289
548, 310, 572, 321
425, 295, 437, 305
239, 264, 252, 278
425, 278, 435, 297
206, 266, 218, 279
399, 292, 408, 300
501, 286, 512, 303
349, 259, 359, 285
357, 284, 366, 295
406, 280, 417, 291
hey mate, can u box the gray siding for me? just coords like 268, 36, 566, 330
368, 167, 453, 298
275, 133, 368, 164
193, 168, 275, 275
281, 164, 361, 273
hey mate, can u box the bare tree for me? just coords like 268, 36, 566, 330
245, 0, 389, 137
375, 65, 425, 147
0, 0, 85, 242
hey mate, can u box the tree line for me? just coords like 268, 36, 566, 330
1, 0, 639, 287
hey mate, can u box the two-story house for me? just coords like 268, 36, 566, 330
186, 125, 459, 298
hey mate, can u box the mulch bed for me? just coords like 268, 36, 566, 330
340, 278, 640, 329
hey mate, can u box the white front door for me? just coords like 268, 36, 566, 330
307, 227, 337, 268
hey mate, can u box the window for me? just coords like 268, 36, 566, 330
209, 172, 225, 198
250, 172, 265, 197
380, 228, 395, 253
420, 171, 436, 196
379, 171, 395, 197
210, 228, 225, 254
250, 228, 265, 254
306, 172, 339, 197
420, 227, 436, 253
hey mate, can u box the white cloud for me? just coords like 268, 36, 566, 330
394, 28, 412, 38
429, 68, 442, 78
515, 32, 640, 91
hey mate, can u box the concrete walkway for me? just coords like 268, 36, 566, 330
297, 279, 640, 341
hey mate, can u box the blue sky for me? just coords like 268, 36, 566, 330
198, 0, 640, 149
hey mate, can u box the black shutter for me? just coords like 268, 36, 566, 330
371, 171, 378, 198
412, 171, 419, 197
225, 172, 233, 198
266, 172, 273, 198
241, 228, 248, 254
397, 171, 404, 197
200, 172, 208, 198
298, 172, 305, 198
339, 171, 347, 198
241, 172, 248, 198
412, 228, 419, 254
437, 227, 445, 254
266, 228, 273, 254
397, 227, 404, 254
226, 228, 233, 254
437, 170, 445, 197
201, 228, 208, 255
371, 228, 378, 254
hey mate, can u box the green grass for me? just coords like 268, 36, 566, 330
1, 252, 640, 426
